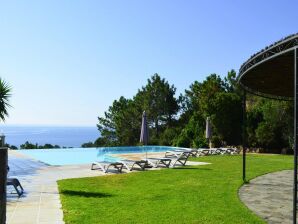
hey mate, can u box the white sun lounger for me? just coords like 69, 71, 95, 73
91, 161, 124, 173
121, 159, 150, 171
165, 151, 192, 167
144, 157, 172, 168
165, 148, 201, 157
201, 148, 221, 155
221, 147, 240, 154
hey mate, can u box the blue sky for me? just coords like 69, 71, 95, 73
0, 0, 297, 126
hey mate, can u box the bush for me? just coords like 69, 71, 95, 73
81, 142, 94, 148
211, 136, 222, 148
192, 136, 208, 148
159, 128, 180, 146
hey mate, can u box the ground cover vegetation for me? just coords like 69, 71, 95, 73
88, 72, 293, 153
18, 141, 67, 149
58, 154, 293, 224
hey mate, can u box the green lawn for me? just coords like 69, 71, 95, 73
58, 154, 293, 224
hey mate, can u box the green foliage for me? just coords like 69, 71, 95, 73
42, 144, 60, 149
81, 142, 95, 148
211, 92, 242, 145
95, 69, 294, 152
58, 154, 293, 224
173, 113, 206, 148
211, 136, 222, 147
134, 74, 179, 137
20, 141, 61, 149
174, 70, 242, 148
4, 143, 18, 150
20, 141, 37, 149
0, 78, 11, 121
252, 99, 293, 152
157, 128, 178, 146
97, 74, 179, 146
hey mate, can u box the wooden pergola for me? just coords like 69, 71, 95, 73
238, 33, 298, 224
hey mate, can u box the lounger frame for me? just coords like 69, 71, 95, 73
7, 178, 24, 197
91, 162, 124, 173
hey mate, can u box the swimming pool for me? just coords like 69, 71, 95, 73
17, 146, 187, 165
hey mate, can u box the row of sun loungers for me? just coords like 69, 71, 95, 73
91, 150, 193, 173
200, 147, 240, 155
91, 159, 151, 173
91, 147, 240, 173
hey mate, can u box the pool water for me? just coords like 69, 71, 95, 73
17, 146, 187, 165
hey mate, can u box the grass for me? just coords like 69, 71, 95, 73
58, 154, 293, 224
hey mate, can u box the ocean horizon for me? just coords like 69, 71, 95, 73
0, 125, 100, 148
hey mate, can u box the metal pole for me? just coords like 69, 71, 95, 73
294, 47, 298, 224
242, 91, 246, 182
0, 135, 6, 224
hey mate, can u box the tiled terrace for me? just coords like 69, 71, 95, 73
7, 151, 104, 224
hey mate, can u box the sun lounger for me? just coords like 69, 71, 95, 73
145, 157, 172, 168
224, 147, 240, 154
121, 159, 150, 171
165, 148, 200, 157
7, 178, 24, 197
6, 166, 24, 197
165, 151, 192, 167
201, 148, 221, 155
91, 161, 124, 173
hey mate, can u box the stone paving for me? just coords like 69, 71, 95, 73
239, 170, 294, 224
7, 151, 106, 224
6, 150, 208, 224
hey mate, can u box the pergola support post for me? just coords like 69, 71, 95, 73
0, 135, 6, 224
294, 47, 298, 224
242, 91, 246, 182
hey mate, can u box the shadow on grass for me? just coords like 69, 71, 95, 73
173, 167, 212, 170
60, 190, 113, 198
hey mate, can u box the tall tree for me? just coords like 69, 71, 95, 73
175, 72, 242, 147
97, 96, 141, 146
135, 74, 179, 138
97, 74, 179, 146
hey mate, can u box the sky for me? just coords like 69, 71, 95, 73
0, 0, 297, 126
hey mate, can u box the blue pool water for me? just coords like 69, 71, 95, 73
17, 146, 186, 165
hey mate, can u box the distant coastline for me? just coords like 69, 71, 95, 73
0, 125, 100, 148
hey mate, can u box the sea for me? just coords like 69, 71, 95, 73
0, 125, 100, 148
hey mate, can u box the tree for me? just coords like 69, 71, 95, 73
175, 71, 242, 147
20, 141, 37, 149
211, 92, 242, 145
135, 74, 179, 138
97, 74, 179, 146
0, 78, 11, 122
4, 144, 18, 150
97, 96, 141, 146
81, 142, 94, 148
255, 99, 292, 152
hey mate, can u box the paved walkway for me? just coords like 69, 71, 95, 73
239, 170, 293, 224
7, 151, 105, 224
7, 150, 208, 224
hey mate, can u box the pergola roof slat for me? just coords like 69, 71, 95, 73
238, 33, 298, 99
